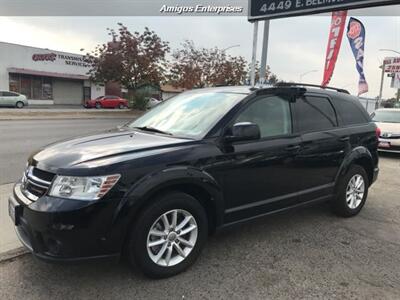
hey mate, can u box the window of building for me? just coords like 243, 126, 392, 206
84, 87, 91, 100
235, 95, 292, 138
9, 74, 19, 93
9, 73, 53, 100
295, 96, 337, 132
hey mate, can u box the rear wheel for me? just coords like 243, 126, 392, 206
16, 101, 24, 109
127, 192, 208, 278
332, 165, 369, 217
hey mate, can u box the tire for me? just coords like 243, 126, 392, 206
95, 102, 101, 109
127, 192, 208, 278
332, 165, 369, 217
16, 101, 24, 109
118, 103, 125, 109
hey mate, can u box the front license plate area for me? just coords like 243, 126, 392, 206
379, 142, 391, 148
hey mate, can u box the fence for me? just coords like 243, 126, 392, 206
358, 97, 377, 115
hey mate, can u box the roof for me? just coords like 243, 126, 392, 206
8, 68, 89, 80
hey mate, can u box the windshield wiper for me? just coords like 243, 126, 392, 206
133, 126, 173, 136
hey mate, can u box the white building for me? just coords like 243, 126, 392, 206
0, 41, 104, 105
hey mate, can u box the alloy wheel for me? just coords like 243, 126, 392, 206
146, 209, 198, 267
346, 174, 365, 209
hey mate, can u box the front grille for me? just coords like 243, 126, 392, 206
380, 133, 400, 140
21, 166, 55, 201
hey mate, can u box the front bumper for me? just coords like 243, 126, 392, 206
9, 183, 123, 263
378, 138, 400, 153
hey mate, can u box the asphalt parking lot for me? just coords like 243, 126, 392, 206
0, 154, 399, 299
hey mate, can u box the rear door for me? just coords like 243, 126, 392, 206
293, 93, 347, 202
103, 96, 117, 108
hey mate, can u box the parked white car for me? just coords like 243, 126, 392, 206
0, 91, 28, 108
372, 108, 400, 153
147, 97, 162, 109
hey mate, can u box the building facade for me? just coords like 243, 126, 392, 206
0, 42, 104, 105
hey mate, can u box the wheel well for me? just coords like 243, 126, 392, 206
139, 184, 217, 235
353, 157, 373, 185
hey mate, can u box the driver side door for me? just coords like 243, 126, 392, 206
220, 94, 302, 224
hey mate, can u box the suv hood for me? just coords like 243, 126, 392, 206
376, 122, 400, 134
31, 128, 192, 171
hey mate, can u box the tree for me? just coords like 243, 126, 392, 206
169, 41, 255, 89
246, 63, 279, 85
86, 24, 170, 89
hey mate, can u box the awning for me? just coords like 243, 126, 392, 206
8, 68, 89, 80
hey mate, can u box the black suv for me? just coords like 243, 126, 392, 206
9, 84, 379, 278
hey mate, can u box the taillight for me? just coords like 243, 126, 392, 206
375, 127, 381, 139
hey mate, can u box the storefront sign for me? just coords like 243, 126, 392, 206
249, 0, 397, 21
32, 53, 57, 62
391, 73, 400, 89
32, 53, 91, 68
322, 11, 347, 87
384, 57, 400, 73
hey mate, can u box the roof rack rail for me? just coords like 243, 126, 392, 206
275, 82, 350, 94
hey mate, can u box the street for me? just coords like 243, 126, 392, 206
0, 118, 132, 185
0, 152, 399, 299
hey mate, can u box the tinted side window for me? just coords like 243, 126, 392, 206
334, 99, 368, 125
235, 95, 292, 138
2, 92, 17, 97
295, 96, 337, 132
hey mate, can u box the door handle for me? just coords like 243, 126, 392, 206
339, 136, 350, 142
286, 145, 301, 151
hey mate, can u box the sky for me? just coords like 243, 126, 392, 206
0, 7, 399, 99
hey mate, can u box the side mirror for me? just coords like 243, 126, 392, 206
225, 122, 261, 143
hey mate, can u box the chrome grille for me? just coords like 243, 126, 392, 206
21, 166, 55, 201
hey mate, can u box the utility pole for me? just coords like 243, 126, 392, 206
259, 20, 270, 85
378, 60, 386, 109
250, 21, 259, 87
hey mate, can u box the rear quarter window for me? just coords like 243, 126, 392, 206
333, 98, 369, 126
294, 95, 337, 133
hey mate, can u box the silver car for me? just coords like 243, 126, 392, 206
0, 91, 28, 108
371, 108, 400, 153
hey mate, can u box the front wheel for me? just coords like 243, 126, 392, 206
95, 102, 101, 109
118, 103, 125, 109
127, 192, 208, 278
16, 101, 24, 109
332, 165, 369, 217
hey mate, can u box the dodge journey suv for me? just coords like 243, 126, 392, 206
9, 84, 379, 278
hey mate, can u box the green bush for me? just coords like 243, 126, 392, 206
130, 91, 150, 111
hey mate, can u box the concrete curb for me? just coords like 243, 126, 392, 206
0, 247, 29, 263
0, 109, 143, 121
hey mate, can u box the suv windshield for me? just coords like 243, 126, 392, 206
372, 110, 400, 123
128, 91, 246, 139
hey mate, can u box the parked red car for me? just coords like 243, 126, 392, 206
84, 96, 128, 109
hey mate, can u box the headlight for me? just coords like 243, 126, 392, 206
49, 174, 121, 201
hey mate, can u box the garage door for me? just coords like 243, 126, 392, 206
53, 79, 83, 105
